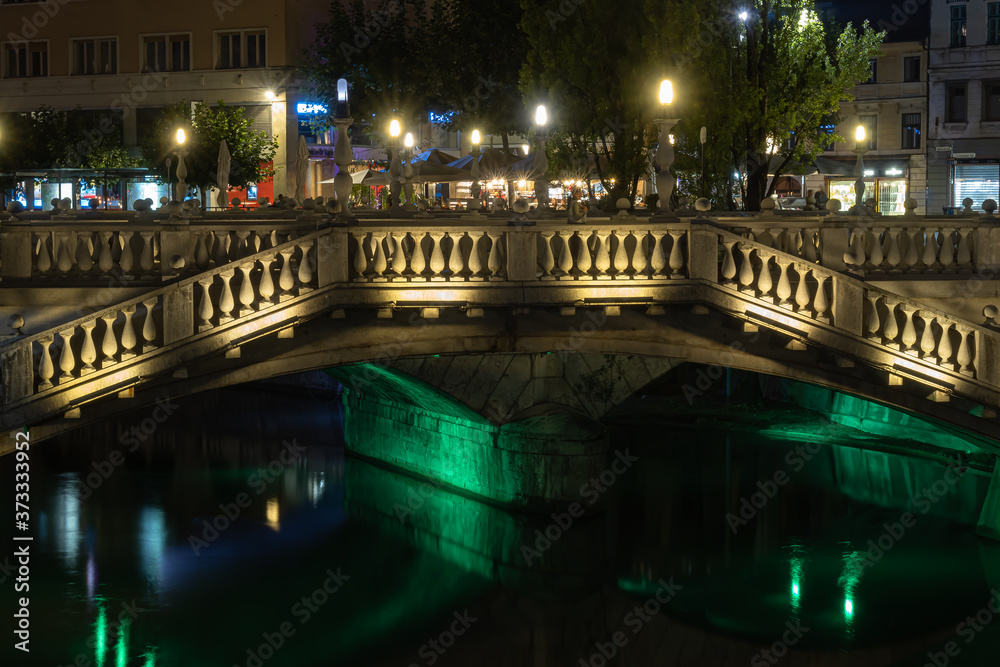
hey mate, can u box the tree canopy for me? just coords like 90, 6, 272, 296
141, 101, 278, 192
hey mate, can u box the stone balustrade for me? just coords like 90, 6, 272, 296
4, 219, 1000, 435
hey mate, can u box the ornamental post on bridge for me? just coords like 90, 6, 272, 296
332, 79, 355, 218
529, 105, 550, 219
652, 79, 679, 219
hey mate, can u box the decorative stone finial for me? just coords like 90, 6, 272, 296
326, 199, 342, 214
170, 255, 186, 270
302, 198, 316, 211
7, 201, 24, 214
985, 305, 1000, 329
963, 197, 974, 212
133, 199, 150, 212
58, 198, 72, 212
827, 199, 843, 213
695, 197, 711, 212
7, 314, 24, 335
513, 198, 530, 214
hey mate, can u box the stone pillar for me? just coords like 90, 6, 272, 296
317, 231, 348, 287
162, 283, 194, 345
0, 221, 33, 279
506, 230, 537, 281
158, 223, 192, 280
818, 227, 850, 272
687, 226, 718, 282
832, 277, 863, 336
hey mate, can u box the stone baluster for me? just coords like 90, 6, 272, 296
920, 230, 938, 271
468, 233, 484, 281
99, 313, 118, 368
815, 274, 830, 323
575, 231, 592, 279
882, 298, 900, 348
668, 232, 685, 279
756, 253, 774, 301
76, 234, 95, 273
631, 231, 648, 279
755, 229, 773, 248
956, 229, 973, 270
901, 230, 919, 270
899, 304, 918, 355
938, 320, 955, 370
118, 233, 135, 275
194, 233, 210, 270
650, 233, 667, 278
720, 240, 737, 286
57, 328, 76, 383
56, 232, 74, 274
555, 231, 573, 279
775, 259, 793, 307
939, 228, 956, 272
197, 278, 215, 330
429, 232, 447, 282
389, 232, 407, 280
885, 230, 902, 271
538, 231, 556, 280
37, 336, 55, 391
737, 245, 755, 293
141, 299, 158, 353
917, 312, 937, 361
80, 322, 97, 373
297, 242, 314, 291
217, 270, 236, 324
235, 231, 252, 258
867, 228, 883, 270
792, 230, 804, 258
594, 232, 611, 280
956, 326, 974, 376
119, 305, 138, 360
139, 232, 155, 275
352, 233, 368, 281
847, 229, 866, 267
794, 265, 811, 314
36, 233, 52, 274
610, 231, 627, 278
257, 258, 276, 309
802, 230, 819, 263
214, 231, 231, 266
865, 294, 881, 339
487, 233, 503, 281
411, 233, 428, 281
448, 232, 466, 281
97, 232, 115, 274
371, 234, 388, 282
238, 263, 256, 317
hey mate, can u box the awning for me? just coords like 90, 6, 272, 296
813, 156, 856, 177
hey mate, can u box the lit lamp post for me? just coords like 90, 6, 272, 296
532, 105, 549, 216
853, 124, 868, 213
388, 119, 402, 209
654, 79, 678, 215
174, 128, 188, 203
700, 125, 707, 197
402, 132, 415, 208
469, 129, 482, 212
332, 78, 354, 213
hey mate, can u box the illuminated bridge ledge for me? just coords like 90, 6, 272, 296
327, 363, 609, 512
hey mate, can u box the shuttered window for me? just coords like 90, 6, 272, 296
953, 164, 999, 209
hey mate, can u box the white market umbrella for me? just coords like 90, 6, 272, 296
295, 135, 310, 201
215, 139, 231, 209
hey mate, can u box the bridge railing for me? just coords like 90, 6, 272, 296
711, 225, 1000, 390
0, 227, 328, 407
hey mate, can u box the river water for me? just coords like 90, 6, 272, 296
3, 380, 1000, 667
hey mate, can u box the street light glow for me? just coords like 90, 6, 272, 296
855, 125, 866, 142
535, 105, 547, 126
175, 129, 186, 145
522, 143, 530, 155
659, 79, 673, 105
471, 129, 481, 144
337, 78, 348, 102
389, 119, 401, 138
265, 90, 275, 100
404, 132, 413, 148
739, 10, 748, 20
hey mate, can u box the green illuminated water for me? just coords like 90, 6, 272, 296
2, 378, 1000, 666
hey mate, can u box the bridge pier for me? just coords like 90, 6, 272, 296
331, 364, 610, 511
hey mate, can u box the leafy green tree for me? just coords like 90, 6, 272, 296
143, 101, 278, 193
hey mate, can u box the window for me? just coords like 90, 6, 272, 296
4, 41, 47, 78
217, 29, 265, 69
952, 6, 967, 47
143, 34, 190, 72
71, 38, 117, 75
865, 58, 877, 84
904, 56, 920, 82
901, 112, 921, 149
953, 164, 999, 209
985, 81, 1000, 121
991, 4, 1000, 45
859, 114, 877, 150
819, 122, 836, 151
947, 83, 968, 122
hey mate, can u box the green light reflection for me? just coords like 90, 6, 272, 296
94, 604, 107, 667
115, 618, 129, 667
142, 651, 156, 667
790, 556, 803, 613
838, 550, 864, 636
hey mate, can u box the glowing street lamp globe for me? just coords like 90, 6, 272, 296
855, 125, 866, 143
659, 79, 673, 106
404, 132, 414, 148
535, 105, 547, 127
389, 119, 401, 139
175, 128, 186, 145
471, 129, 481, 145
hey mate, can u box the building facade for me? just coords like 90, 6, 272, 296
927, 0, 1000, 212
0, 0, 328, 206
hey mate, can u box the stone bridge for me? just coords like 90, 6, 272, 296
4, 205, 1000, 514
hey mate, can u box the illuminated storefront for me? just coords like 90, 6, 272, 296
951, 163, 1000, 210
819, 160, 908, 215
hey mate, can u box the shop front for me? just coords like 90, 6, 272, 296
951, 162, 1000, 210
815, 158, 909, 215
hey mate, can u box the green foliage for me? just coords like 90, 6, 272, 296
142, 101, 278, 191
0, 106, 133, 172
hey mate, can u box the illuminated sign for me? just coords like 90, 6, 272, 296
297, 103, 328, 115
885, 167, 902, 176
863, 169, 875, 177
